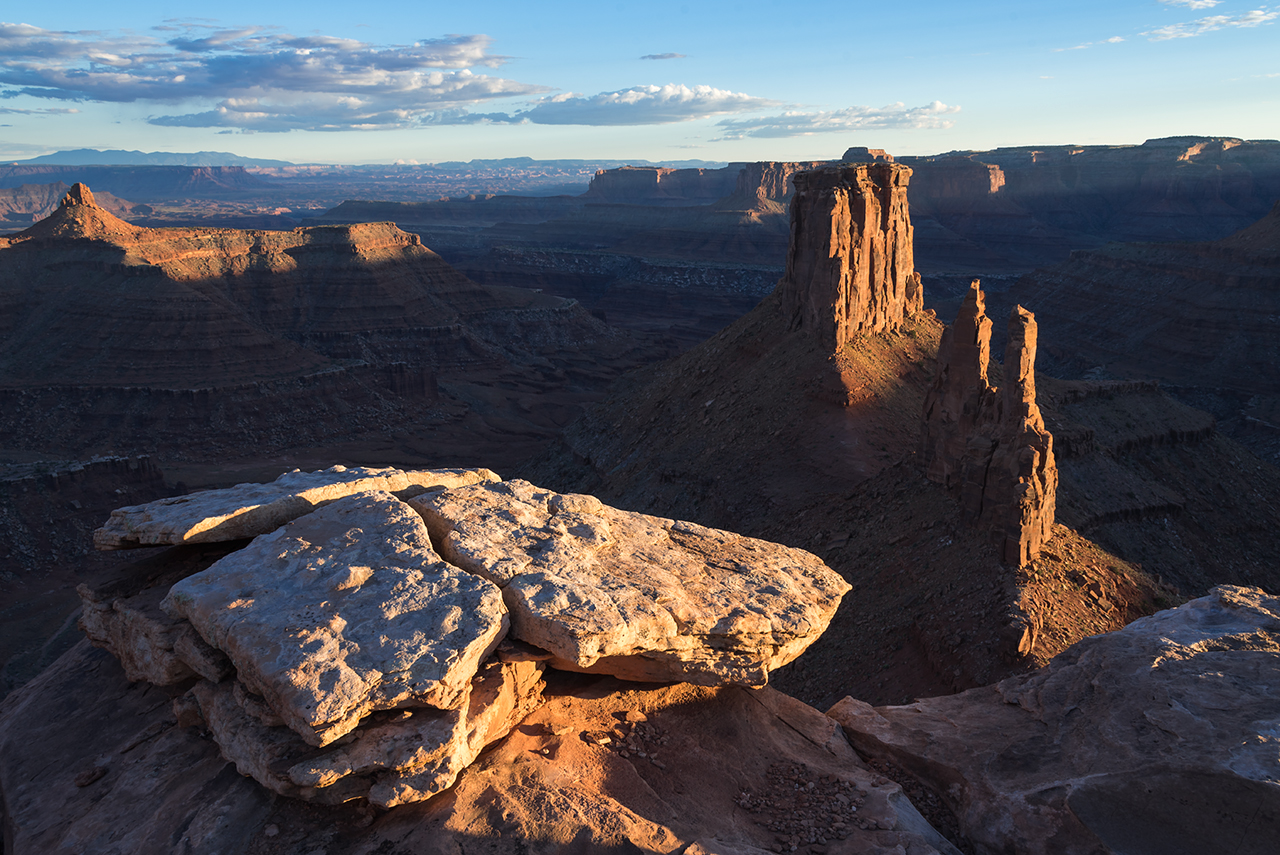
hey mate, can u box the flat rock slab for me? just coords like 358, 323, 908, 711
163, 491, 508, 746
95, 465, 499, 549
829, 585, 1280, 855
0, 640, 959, 855
412, 479, 850, 687
187, 655, 545, 808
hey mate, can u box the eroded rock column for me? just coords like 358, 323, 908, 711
777, 163, 922, 352
922, 281, 1057, 565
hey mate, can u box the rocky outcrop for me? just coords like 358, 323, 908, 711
94, 464, 498, 549
0, 181, 136, 227
67, 471, 851, 812
777, 164, 922, 351
922, 281, 1056, 564
413, 478, 851, 686
162, 491, 510, 746
185, 653, 545, 808
829, 585, 1280, 855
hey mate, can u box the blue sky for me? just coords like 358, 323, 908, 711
1, 0, 1276, 164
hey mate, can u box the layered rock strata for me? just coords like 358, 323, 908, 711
829, 585, 1280, 855
777, 163, 922, 351
94, 464, 498, 549
921, 281, 1057, 564
413, 478, 851, 686
185, 654, 545, 808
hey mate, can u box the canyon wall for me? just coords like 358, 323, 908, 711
922, 282, 1056, 565
582, 165, 743, 205
777, 163, 922, 351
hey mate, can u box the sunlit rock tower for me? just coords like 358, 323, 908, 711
777, 163, 922, 352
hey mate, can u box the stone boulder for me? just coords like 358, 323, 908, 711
94, 465, 499, 549
777, 163, 922, 352
162, 491, 509, 746
412, 479, 850, 687
921, 281, 1056, 565
829, 585, 1280, 855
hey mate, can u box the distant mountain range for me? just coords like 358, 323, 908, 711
10, 150, 729, 171
12, 149, 295, 167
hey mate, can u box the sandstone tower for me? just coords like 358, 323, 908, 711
777, 164, 922, 352
922, 281, 1057, 565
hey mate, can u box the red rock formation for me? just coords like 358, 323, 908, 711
922, 281, 1056, 565
777, 163, 922, 351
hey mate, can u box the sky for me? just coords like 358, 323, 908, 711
0, 0, 1277, 165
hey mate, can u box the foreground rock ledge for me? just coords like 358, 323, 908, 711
413, 479, 851, 686
829, 585, 1280, 855
0, 641, 960, 854
163, 491, 509, 746
94, 465, 499, 549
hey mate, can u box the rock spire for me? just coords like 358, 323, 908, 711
777, 163, 922, 352
60, 182, 96, 207
921, 281, 1056, 565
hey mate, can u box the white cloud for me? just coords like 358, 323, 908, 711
0, 22, 544, 131
516, 84, 780, 125
713, 101, 959, 140
0, 105, 78, 114
1053, 35, 1126, 51
1158, 0, 1223, 8
640, 53, 686, 60
1143, 9, 1279, 40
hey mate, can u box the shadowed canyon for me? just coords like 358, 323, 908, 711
1, 137, 1278, 855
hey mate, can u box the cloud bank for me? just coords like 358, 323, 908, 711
0, 22, 544, 131
517, 84, 779, 125
1157, 0, 1222, 8
713, 102, 960, 140
1143, 9, 1279, 40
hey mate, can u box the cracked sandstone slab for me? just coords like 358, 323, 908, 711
94, 465, 499, 549
162, 490, 509, 747
411, 479, 850, 687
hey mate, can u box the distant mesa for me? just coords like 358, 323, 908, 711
840, 147, 894, 163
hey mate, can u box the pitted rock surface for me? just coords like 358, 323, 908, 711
94, 465, 499, 549
187, 656, 544, 808
162, 490, 509, 746
830, 585, 1280, 855
412, 479, 850, 686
